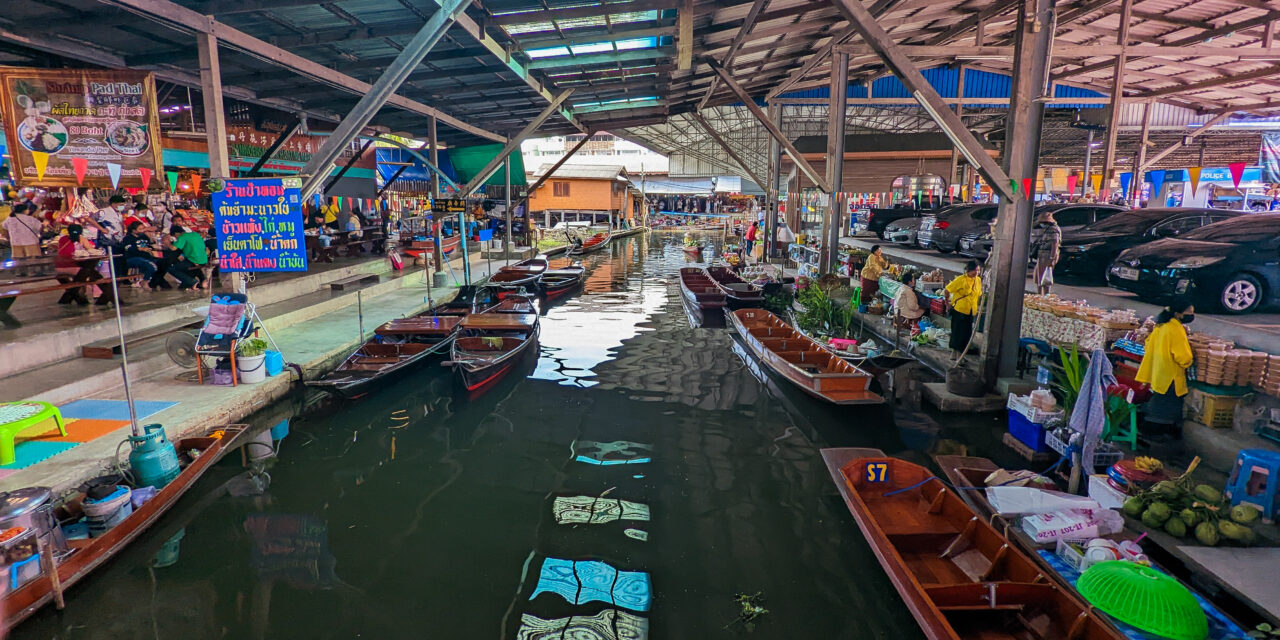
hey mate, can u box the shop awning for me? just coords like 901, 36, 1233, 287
376, 147, 456, 187
449, 143, 526, 188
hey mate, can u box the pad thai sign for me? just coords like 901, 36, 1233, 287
0, 68, 163, 188
212, 177, 308, 272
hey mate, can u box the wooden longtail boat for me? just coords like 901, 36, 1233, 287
682, 244, 703, 256
450, 311, 539, 393
705, 266, 764, 309
679, 267, 726, 312
307, 315, 462, 398
2, 426, 247, 631
490, 256, 549, 290
729, 309, 882, 404
821, 448, 1126, 640
541, 264, 585, 300
438, 234, 461, 256
568, 230, 611, 255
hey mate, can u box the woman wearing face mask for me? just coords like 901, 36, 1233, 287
1034, 211, 1061, 295
1135, 299, 1195, 437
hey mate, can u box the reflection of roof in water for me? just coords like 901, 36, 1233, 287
517, 609, 649, 640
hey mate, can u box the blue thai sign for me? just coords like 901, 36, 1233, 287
212, 177, 307, 272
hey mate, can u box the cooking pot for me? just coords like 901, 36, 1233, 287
0, 487, 68, 556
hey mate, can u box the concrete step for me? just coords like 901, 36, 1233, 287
0, 259, 390, 378
5, 268, 427, 405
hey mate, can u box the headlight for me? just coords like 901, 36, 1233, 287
1065, 242, 1105, 252
1168, 256, 1225, 269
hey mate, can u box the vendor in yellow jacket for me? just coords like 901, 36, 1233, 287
943, 260, 983, 359
1135, 299, 1195, 436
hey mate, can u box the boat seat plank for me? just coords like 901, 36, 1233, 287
462, 313, 537, 329
353, 356, 401, 364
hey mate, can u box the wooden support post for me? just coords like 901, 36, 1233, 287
824, 52, 849, 273
1133, 100, 1153, 205
1100, 0, 1133, 201
677, 0, 694, 70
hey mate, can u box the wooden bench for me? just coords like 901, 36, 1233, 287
0, 274, 142, 329
328, 273, 380, 291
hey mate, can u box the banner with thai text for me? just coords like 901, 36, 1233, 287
213, 177, 308, 272
0, 67, 163, 188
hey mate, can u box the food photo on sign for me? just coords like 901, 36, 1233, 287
211, 177, 309, 272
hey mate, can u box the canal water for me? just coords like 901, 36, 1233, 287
17, 232, 1008, 640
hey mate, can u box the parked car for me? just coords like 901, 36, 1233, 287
1054, 208, 1241, 282
853, 205, 925, 239
884, 217, 924, 246
918, 204, 998, 253
957, 204, 1127, 261
1108, 214, 1280, 314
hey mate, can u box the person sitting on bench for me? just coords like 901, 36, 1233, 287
171, 224, 211, 290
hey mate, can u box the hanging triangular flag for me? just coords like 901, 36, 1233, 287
126, 188, 140, 196
1066, 174, 1078, 196
166, 170, 179, 193
1228, 162, 1246, 189
31, 151, 49, 181
1009, 179, 1019, 199
72, 157, 89, 186
190, 173, 202, 194
139, 167, 152, 191
106, 162, 122, 188
1022, 178, 1034, 201
1118, 172, 1133, 201
1043, 177, 1054, 197
1148, 170, 1166, 201
314, 193, 323, 209
1090, 173, 1103, 195
1188, 167, 1203, 195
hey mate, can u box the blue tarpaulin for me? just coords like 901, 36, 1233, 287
375, 147, 455, 187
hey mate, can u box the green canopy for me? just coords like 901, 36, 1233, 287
448, 143, 526, 189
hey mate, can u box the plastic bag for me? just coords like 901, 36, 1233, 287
1039, 265, 1054, 286
986, 486, 1101, 515
1021, 508, 1124, 544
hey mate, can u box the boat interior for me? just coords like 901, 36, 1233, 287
375, 316, 462, 339
839, 457, 1119, 640
340, 342, 435, 371
455, 335, 527, 355
681, 268, 726, 301
737, 312, 864, 377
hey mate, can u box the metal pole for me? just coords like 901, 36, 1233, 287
504, 158, 513, 258
1082, 129, 1094, 196
357, 290, 364, 338
823, 51, 849, 273
429, 115, 440, 199
765, 103, 781, 261
299, 0, 469, 198
459, 211, 470, 284
1133, 99, 1153, 206
106, 248, 141, 437
949, 65, 966, 201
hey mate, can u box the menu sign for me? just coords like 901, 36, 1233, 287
213, 177, 308, 272
0, 68, 163, 189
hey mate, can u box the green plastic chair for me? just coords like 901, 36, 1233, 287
0, 401, 67, 465
1102, 395, 1140, 451
850, 286, 862, 308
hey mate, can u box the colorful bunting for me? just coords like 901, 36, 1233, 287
1066, 174, 1078, 196
1022, 178, 1034, 201
1188, 167, 1203, 196
1043, 177, 1053, 196
1148, 170, 1166, 200
139, 167, 152, 191
166, 170, 179, 193
31, 151, 48, 181
106, 162, 122, 188
190, 173, 202, 194
72, 158, 89, 186
1228, 162, 1246, 189
1118, 172, 1133, 201
1090, 174, 1102, 195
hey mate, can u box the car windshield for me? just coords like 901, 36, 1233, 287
1082, 210, 1182, 233
1178, 216, 1280, 242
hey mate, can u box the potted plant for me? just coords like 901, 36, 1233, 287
236, 338, 270, 384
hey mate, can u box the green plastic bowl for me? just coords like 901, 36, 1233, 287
1078, 561, 1208, 640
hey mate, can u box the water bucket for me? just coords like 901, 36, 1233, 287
269, 418, 290, 441
237, 354, 267, 384
264, 350, 284, 377
128, 424, 180, 489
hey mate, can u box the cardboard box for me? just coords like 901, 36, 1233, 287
1088, 474, 1128, 510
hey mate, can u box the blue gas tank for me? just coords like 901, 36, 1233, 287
129, 424, 180, 489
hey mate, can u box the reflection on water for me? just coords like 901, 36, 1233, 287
15, 231, 961, 640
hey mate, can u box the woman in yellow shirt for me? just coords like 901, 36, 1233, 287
859, 245, 890, 300
1136, 300, 1195, 434
943, 260, 983, 358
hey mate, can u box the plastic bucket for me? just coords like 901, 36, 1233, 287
264, 350, 284, 377
237, 354, 267, 384
211, 360, 234, 386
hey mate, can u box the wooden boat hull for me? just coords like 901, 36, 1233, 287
679, 267, 727, 312
682, 245, 702, 255
568, 231, 611, 255
821, 448, 1125, 640
307, 316, 462, 398
542, 266, 585, 300
705, 266, 764, 309
453, 325, 539, 392
451, 311, 540, 394
2, 426, 247, 631
729, 309, 882, 405
439, 234, 461, 256
488, 270, 542, 290
307, 340, 452, 398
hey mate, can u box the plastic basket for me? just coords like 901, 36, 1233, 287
1008, 410, 1051, 452
1078, 561, 1208, 640
1190, 391, 1243, 428
1007, 394, 1064, 425
1045, 431, 1124, 469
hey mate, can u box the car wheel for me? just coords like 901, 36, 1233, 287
935, 242, 953, 254
1219, 274, 1263, 314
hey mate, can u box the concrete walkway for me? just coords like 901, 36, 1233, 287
840, 236, 1280, 352
1, 253, 497, 495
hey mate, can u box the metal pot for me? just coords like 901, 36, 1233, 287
0, 487, 68, 555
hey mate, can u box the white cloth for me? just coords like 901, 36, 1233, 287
1069, 349, 1116, 469
95, 206, 125, 243
776, 225, 795, 243
2, 213, 42, 246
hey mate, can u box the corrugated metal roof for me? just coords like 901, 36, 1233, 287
533, 163, 628, 180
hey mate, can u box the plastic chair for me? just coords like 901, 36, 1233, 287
850, 286, 862, 309
1017, 338, 1053, 377
1102, 389, 1140, 452
194, 293, 255, 386
0, 401, 67, 465
1225, 449, 1280, 523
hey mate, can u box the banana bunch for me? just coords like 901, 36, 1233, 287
1134, 456, 1164, 473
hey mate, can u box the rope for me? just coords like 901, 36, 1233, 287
883, 476, 940, 497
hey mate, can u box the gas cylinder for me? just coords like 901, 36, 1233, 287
129, 424, 180, 488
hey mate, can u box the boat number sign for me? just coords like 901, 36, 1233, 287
866, 462, 889, 483
213, 177, 308, 272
